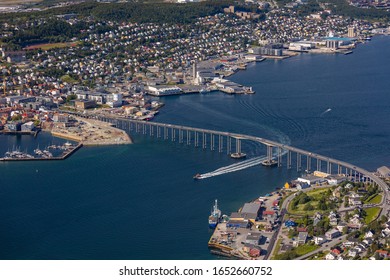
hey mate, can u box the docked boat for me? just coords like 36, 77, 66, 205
230, 152, 246, 159
208, 199, 222, 229
200, 88, 210, 94
261, 159, 278, 167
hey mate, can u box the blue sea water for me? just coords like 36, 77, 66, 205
0, 36, 389, 260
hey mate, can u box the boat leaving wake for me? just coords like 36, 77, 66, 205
320, 108, 332, 116
198, 156, 267, 179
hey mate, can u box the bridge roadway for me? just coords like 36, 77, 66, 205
66, 111, 389, 206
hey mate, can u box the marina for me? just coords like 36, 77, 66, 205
0, 143, 83, 161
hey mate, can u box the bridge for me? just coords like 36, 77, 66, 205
68, 111, 389, 205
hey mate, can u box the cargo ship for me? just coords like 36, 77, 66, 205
209, 199, 222, 229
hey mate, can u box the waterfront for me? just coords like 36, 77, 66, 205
0, 36, 389, 260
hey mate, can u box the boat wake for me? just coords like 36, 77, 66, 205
196, 147, 290, 179
320, 108, 332, 116
198, 156, 267, 179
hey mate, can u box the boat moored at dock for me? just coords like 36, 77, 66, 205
209, 199, 222, 229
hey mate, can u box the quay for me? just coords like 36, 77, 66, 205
0, 129, 41, 138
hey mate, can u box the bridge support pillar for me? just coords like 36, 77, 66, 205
195, 132, 199, 147
150, 124, 154, 137
227, 137, 232, 155
164, 127, 168, 140
297, 153, 301, 172
218, 135, 223, 153
202, 132, 206, 149
317, 159, 320, 172
236, 139, 241, 154
277, 147, 282, 167
267, 145, 273, 163
179, 129, 183, 144
287, 151, 292, 169
306, 156, 311, 172
172, 128, 176, 141
186, 130, 191, 145
210, 134, 214, 151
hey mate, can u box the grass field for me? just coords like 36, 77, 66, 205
24, 42, 79, 51
287, 188, 331, 216
365, 194, 382, 204
365, 207, 381, 224
295, 244, 319, 256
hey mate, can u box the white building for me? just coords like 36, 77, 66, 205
147, 85, 182, 96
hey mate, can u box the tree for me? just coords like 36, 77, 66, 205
66, 94, 77, 103
304, 203, 314, 211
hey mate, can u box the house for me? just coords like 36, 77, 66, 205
345, 183, 353, 190
249, 247, 261, 258
332, 248, 341, 255
376, 250, 390, 259
364, 230, 374, 239
362, 238, 373, 246
343, 241, 356, 248
332, 186, 342, 198
294, 232, 308, 247
313, 212, 322, 226
314, 235, 327, 245
325, 229, 341, 240
262, 210, 277, 220
325, 252, 337, 260
349, 249, 358, 257
348, 192, 362, 206
245, 232, 263, 246
381, 228, 390, 237
348, 216, 363, 229
337, 222, 347, 232
329, 212, 338, 226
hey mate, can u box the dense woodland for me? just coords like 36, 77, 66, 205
0, 1, 234, 23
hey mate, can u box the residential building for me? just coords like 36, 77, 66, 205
325, 229, 341, 240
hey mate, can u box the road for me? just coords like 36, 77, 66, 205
295, 235, 348, 260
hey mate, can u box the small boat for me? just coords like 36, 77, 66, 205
230, 152, 246, 159
193, 173, 202, 180
261, 159, 278, 167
